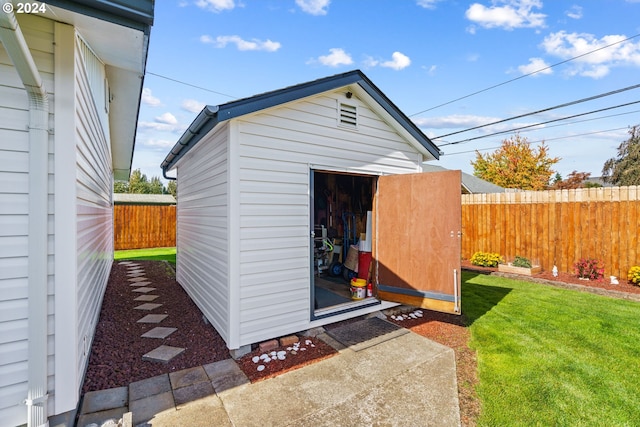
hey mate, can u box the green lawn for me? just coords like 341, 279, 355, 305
114, 247, 176, 264
462, 271, 640, 426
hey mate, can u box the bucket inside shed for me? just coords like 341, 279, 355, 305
312, 171, 378, 316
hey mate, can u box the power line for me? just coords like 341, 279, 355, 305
146, 71, 237, 99
439, 100, 640, 146
431, 83, 640, 140
410, 32, 640, 117
442, 126, 633, 157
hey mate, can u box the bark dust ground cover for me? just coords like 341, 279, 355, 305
84, 259, 640, 426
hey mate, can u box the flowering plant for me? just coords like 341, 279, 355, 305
628, 266, 640, 285
573, 258, 604, 280
470, 251, 504, 268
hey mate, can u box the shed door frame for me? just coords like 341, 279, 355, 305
309, 167, 381, 320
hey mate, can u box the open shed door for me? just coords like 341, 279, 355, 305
374, 170, 462, 314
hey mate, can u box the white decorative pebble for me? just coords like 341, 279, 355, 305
252, 356, 260, 363
311, 344, 315, 347
300, 347, 306, 351
277, 351, 286, 357
278, 354, 286, 360
291, 350, 297, 355
305, 340, 312, 345
270, 351, 277, 356
260, 354, 269, 360
287, 347, 292, 351
257, 365, 265, 371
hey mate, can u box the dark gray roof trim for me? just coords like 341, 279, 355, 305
46, 0, 154, 33
161, 70, 440, 177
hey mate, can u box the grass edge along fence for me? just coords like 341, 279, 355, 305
114, 204, 176, 250
461, 185, 639, 280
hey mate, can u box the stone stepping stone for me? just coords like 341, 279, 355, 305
130, 281, 151, 287
142, 345, 185, 363
127, 272, 146, 278
141, 327, 177, 339
137, 314, 168, 323
134, 295, 159, 302
127, 269, 144, 274
132, 287, 156, 293
134, 303, 163, 311
128, 277, 148, 283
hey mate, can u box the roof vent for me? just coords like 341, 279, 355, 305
338, 102, 357, 128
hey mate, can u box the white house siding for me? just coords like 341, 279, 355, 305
73, 31, 114, 399
0, 15, 57, 425
175, 123, 232, 345
235, 91, 423, 346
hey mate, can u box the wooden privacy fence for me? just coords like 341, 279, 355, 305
461, 186, 640, 280
114, 205, 176, 250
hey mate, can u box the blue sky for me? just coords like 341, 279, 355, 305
134, 0, 640, 184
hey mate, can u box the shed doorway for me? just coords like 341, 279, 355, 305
311, 170, 379, 319
311, 169, 462, 320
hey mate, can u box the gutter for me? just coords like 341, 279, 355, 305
161, 105, 219, 180
0, 11, 50, 427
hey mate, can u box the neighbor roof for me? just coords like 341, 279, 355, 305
114, 193, 176, 205
161, 70, 441, 176
422, 164, 505, 194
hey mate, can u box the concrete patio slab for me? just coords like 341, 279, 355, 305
169, 366, 209, 390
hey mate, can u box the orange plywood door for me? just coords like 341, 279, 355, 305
374, 170, 462, 314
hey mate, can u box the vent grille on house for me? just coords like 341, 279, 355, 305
339, 103, 357, 128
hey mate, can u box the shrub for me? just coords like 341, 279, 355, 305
628, 266, 640, 285
512, 256, 532, 268
574, 258, 604, 280
471, 251, 504, 268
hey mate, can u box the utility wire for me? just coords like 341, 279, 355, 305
439, 100, 640, 146
146, 71, 237, 99
442, 126, 633, 156
410, 32, 640, 117
431, 83, 640, 140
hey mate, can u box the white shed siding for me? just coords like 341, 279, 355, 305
235, 91, 422, 346
175, 123, 231, 344
74, 33, 114, 391
0, 15, 56, 425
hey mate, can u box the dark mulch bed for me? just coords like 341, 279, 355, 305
81, 260, 230, 393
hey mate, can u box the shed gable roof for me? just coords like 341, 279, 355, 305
161, 70, 440, 176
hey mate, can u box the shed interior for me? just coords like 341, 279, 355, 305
312, 171, 379, 315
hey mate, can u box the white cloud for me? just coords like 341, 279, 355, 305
296, 0, 330, 15
380, 51, 412, 70
201, 35, 281, 51
565, 5, 583, 19
139, 138, 175, 149
314, 48, 353, 67
182, 99, 206, 113
414, 114, 501, 129
541, 31, 640, 78
138, 112, 185, 133
156, 112, 178, 125
195, 0, 235, 13
416, 0, 442, 9
517, 57, 552, 76
141, 88, 162, 107
465, 0, 546, 30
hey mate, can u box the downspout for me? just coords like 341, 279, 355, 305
0, 11, 50, 427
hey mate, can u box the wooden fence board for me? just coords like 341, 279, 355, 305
462, 186, 640, 280
113, 205, 176, 250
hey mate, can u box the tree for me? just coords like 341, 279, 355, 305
166, 180, 177, 198
113, 169, 166, 194
551, 170, 591, 190
602, 125, 640, 186
472, 134, 560, 190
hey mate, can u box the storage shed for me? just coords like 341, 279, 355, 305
161, 70, 462, 355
